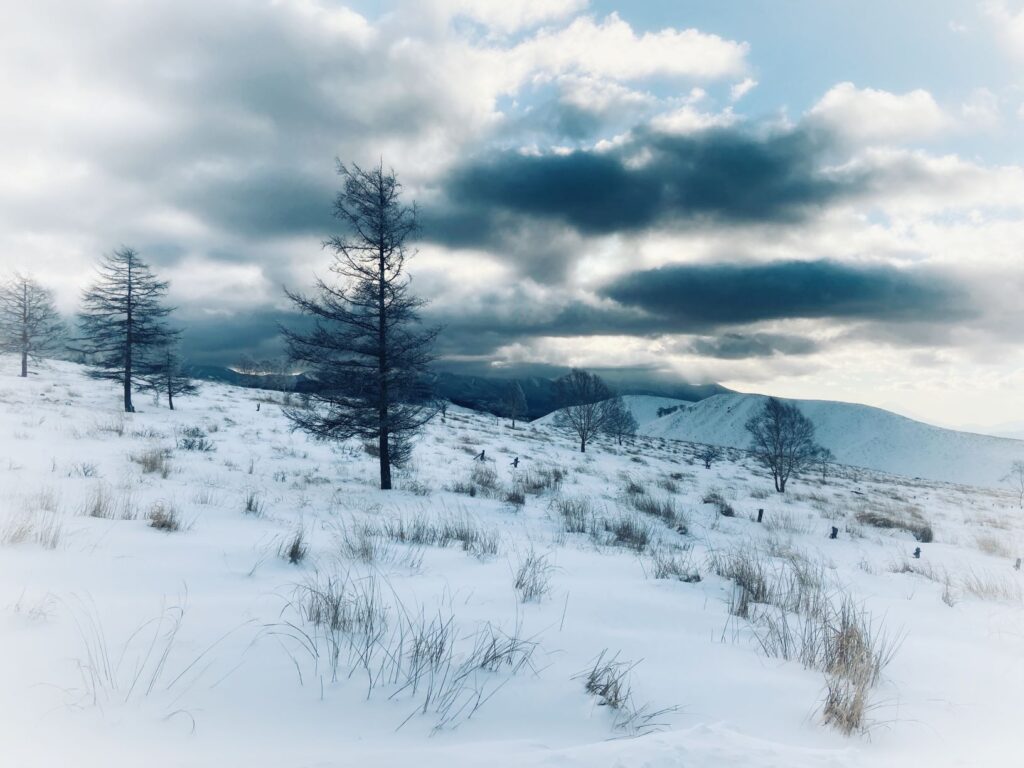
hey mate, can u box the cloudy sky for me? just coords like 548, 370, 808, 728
4, 0, 1024, 430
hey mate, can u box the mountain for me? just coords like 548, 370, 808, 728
625, 393, 1024, 489
433, 372, 729, 419
189, 364, 730, 420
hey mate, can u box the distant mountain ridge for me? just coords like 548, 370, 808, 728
188, 364, 731, 420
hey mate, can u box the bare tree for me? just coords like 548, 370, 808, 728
143, 341, 198, 410
1004, 460, 1024, 507
76, 248, 176, 412
604, 398, 638, 446
282, 161, 438, 490
745, 397, 820, 493
696, 444, 722, 469
553, 369, 618, 453
815, 447, 836, 483
0, 273, 64, 377
501, 381, 527, 428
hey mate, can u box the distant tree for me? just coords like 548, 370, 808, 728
143, 341, 198, 410
281, 161, 438, 490
815, 446, 836, 483
745, 397, 820, 493
501, 382, 527, 428
0, 273, 65, 377
604, 398, 638, 446
553, 369, 618, 453
696, 444, 723, 469
1004, 460, 1024, 507
76, 248, 176, 412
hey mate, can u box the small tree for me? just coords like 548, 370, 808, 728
501, 382, 527, 428
552, 369, 618, 453
696, 445, 722, 469
76, 248, 176, 412
815, 447, 836, 483
282, 161, 438, 490
0, 273, 65, 377
144, 342, 198, 410
604, 398, 638, 446
745, 397, 820, 493
1004, 460, 1024, 507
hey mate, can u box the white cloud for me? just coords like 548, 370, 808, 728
512, 13, 748, 83
808, 82, 949, 143
649, 106, 738, 135
961, 87, 1002, 129
985, 0, 1024, 58
431, 0, 588, 34
730, 77, 758, 102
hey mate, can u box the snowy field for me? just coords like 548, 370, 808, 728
0, 359, 1022, 767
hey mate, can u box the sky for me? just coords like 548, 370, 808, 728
3, 0, 1024, 431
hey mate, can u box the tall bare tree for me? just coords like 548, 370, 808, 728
0, 273, 64, 377
76, 247, 176, 412
282, 162, 438, 490
553, 369, 619, 453
501, 381, 527, 428
1004, 460, 1024, 507
745, 397, 820, 493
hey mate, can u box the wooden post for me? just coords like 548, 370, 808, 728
829, 526, 838, 540
756, 509, 764, 523
913, 547, 921, 559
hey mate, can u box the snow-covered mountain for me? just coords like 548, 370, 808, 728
623, 393, 1024, 489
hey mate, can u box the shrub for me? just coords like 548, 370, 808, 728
132, 447, 171, 477
176, 426, 214, 452
513, 547, 554, 602
147, 501, 182, 532
702, 489, 735, 517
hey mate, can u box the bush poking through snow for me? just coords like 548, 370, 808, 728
176, 426, 215, 452
855, 506, 933, 543
281, 528, 308, 565
575, 650, 676, 735
242, 490, 265, 517
513, 547, 554, 602
555, 497, 593, 534
132, 447, 172, 477
147, 501, 182, 532
649, 546, 701, 582
702, 489, 735, 517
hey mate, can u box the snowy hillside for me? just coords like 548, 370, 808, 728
0, 359, 1022, 767
634, 393, 1024, 489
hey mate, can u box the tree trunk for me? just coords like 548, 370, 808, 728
377, 219, 391, 491
168, 390, 174, 411
580, 437, 586, 453
124, 266, 135, 413
20, 349, 27, 378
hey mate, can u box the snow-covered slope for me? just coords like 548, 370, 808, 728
1, 359, 1022, 767
635, 393, 1024, 489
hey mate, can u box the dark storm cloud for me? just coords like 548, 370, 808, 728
602, 259, 971, 326
689, 332, 821, 359
428, 125, 864, 253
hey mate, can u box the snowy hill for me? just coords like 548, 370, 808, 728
631, 393, 1024, 489
0, 359, 1022, 767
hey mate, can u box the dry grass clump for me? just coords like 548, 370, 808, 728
574, 651, 676, 735
974, 533, 1014, 559
702, 489, 735, 517
855, 504, 933, 542
649, 545, 701, 582
147, 501, 183, 532
1, 510, 64, 549
513, 547, 554, 602
131, 447, 172, 478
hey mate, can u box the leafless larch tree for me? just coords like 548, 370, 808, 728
75, 247, 177, 412
0, 273, 65, 377
282, 162, 438, 490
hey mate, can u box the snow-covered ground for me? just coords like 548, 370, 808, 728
0, 360, 1022, 767
628, 393, 1024, 489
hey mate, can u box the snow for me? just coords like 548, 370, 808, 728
634, 393, 1024, 489
0, 359, 1021, 767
